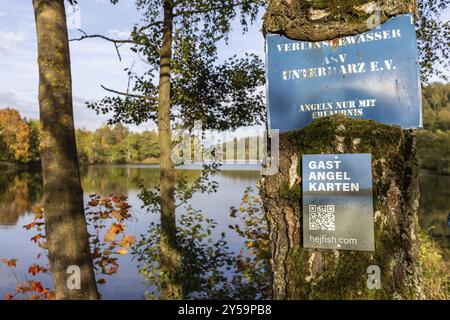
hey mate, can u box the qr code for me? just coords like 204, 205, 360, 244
308, 205, 335, 231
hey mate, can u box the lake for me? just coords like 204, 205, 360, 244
0, 165, 448, 299
0, 164, 264, 299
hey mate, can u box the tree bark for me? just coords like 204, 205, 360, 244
33, 0, 98, 300
263, 0, 417, 41
259, 115, 424, 299
157, 0, 183, 300
260, 0, 423, 299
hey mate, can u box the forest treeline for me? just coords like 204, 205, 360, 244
0, 108, 40, 165
0, 109, 159, 165
0, 82, 448, 170
76, 124, 160, 164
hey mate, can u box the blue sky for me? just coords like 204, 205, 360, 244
0, 1, 447, 131
0, 0, 265, 131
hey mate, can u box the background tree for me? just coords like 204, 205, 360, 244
33, 0, 98, 299
0, 108, 32, 164
75, 0, 267, 299
416, 0, 450, 82
76, 125, 160, 164
417, 83, 450, 174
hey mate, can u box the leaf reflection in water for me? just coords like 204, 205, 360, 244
133, 187, 271, 299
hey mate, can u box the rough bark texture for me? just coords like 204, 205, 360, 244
33, 0, 98, 299
259, 115, 424, 299
260, 0, 422, 300
263, 0, 417, 41
157, 0, 183, 300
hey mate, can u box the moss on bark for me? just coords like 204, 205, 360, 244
259, 115, 424, 299
263, 0, 417, 41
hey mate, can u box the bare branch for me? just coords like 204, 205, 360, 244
100, 85, 146, 99
70, 29, 160, 56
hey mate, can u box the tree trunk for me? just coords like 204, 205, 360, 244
157, 0, 183, 300
263, 0, 417, 41
260, 0, 424, 299
33, 0, 98, 300
260, 115, 424, 299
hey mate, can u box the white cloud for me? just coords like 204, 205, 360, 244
107, 29, 131, 39
0, 11, 5, 17
0, 31, 24, 52
0, 91, 39, 119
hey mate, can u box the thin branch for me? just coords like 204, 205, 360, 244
100, 85, 146, 99
126, 61, 136, 94
70, 29, 160, 56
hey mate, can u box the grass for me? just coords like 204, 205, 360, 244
418, 229, 450, 299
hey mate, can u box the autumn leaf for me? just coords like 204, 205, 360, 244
31, 234, 42, 243
104, 223, 125, 242
2, 258, 17, 267
120, 234, 136, 248
111, 210, 123, 221
28, 264, 42, 276
31, 281, 44, 293
31, 206, 44, 221
23, 222, 36, 230
116, 248, 128, 255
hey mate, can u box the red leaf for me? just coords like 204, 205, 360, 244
31, 281, 44, 293
23, 222, 36, 230
31, 234, 42, 243
1, 258, 17, 267
28, 264, 42, 276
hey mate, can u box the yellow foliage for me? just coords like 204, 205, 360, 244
0, 108, 32, 162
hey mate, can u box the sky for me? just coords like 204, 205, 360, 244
0, 1, 447, 132
0, 0, 265, 132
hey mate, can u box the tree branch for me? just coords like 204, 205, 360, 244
70, 29, 160, 57
100, 85, 151, 100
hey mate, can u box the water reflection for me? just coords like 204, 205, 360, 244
80, 165, 202, 195
0, 165, 448, 299
0, 170, 42, 226
133, 188, 271, 299
419, 172, 450, 246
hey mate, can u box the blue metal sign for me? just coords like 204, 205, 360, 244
266, 14, 422, 132
302, 153, 374, 251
